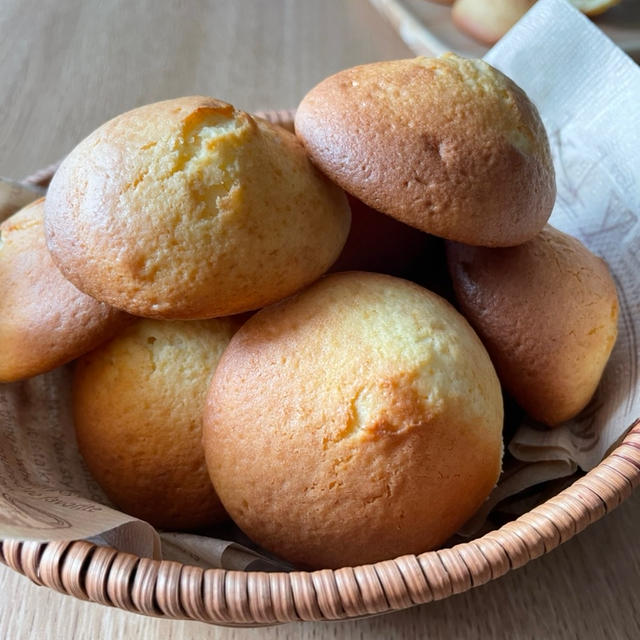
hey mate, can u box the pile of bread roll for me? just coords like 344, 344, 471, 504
0, 53, 618, 569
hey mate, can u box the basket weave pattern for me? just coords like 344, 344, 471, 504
3, 109, 639, 626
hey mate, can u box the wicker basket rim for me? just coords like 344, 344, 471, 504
4, 109, 639, 627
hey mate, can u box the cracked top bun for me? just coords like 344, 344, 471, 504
45, 96, 351, 319
203, 271, 503, 568
295, 54, 555, 247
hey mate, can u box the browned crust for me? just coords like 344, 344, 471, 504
329, 194, 430, 276
0, 199, 130, 382
447, 226, 619, 426
295, 55, 555, 247
45, 97, 350, 319
203, 272, 503, 568
73, 318, 237, 530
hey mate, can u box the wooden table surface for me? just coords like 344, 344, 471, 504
1, 1, 639, 638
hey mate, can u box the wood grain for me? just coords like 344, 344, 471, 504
0, 0, 409, 179
1, 0, 639, 637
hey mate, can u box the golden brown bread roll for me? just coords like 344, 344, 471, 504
45, 97, 351, 319
73, 317, 238, 530
447, 226, 619, 426
329, 195, 430, 277
295, 54, 555, 247
452, 0, 536, 45
570, 0, 621, 17
203, 272, 503, 568
0, 199, 129, 383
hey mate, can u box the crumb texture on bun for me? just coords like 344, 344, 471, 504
73, 317, 238, 530
447, 226, 619, 426
203, 271, 503, 568
295, 54, 555, 247
0, 199, 128, 383
45, 96, 351, 319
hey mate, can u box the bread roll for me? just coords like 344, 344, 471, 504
330, 195, 430, 277
73, 318, 238, 530
447, 226, 619, 426
0, 199, 129, 383
203, 272, 503, 568
571, 0, 621, 17
452, 0, 535, 45
295, 54, 555, 247
45, 97, 351, 319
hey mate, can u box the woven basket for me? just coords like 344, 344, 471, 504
3, 109, 640, 627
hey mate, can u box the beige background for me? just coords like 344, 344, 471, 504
1, 0, 639, 637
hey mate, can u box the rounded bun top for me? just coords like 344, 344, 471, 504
447, 226, 619, 426
0, 199, 129, 382
73, 317, 238, 530
45, 96, 351, 319
295, 54, 555, 247
203, 271, 503, 568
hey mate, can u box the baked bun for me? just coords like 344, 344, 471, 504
330, 195, 429, 277
73, 317, 238, 530
447, 226, 619, 426
45, 97, 351, 319
203, 272, 503, 568
452, 0, 535, 45
0, 199, 129, 383
295, 54, 555, 247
